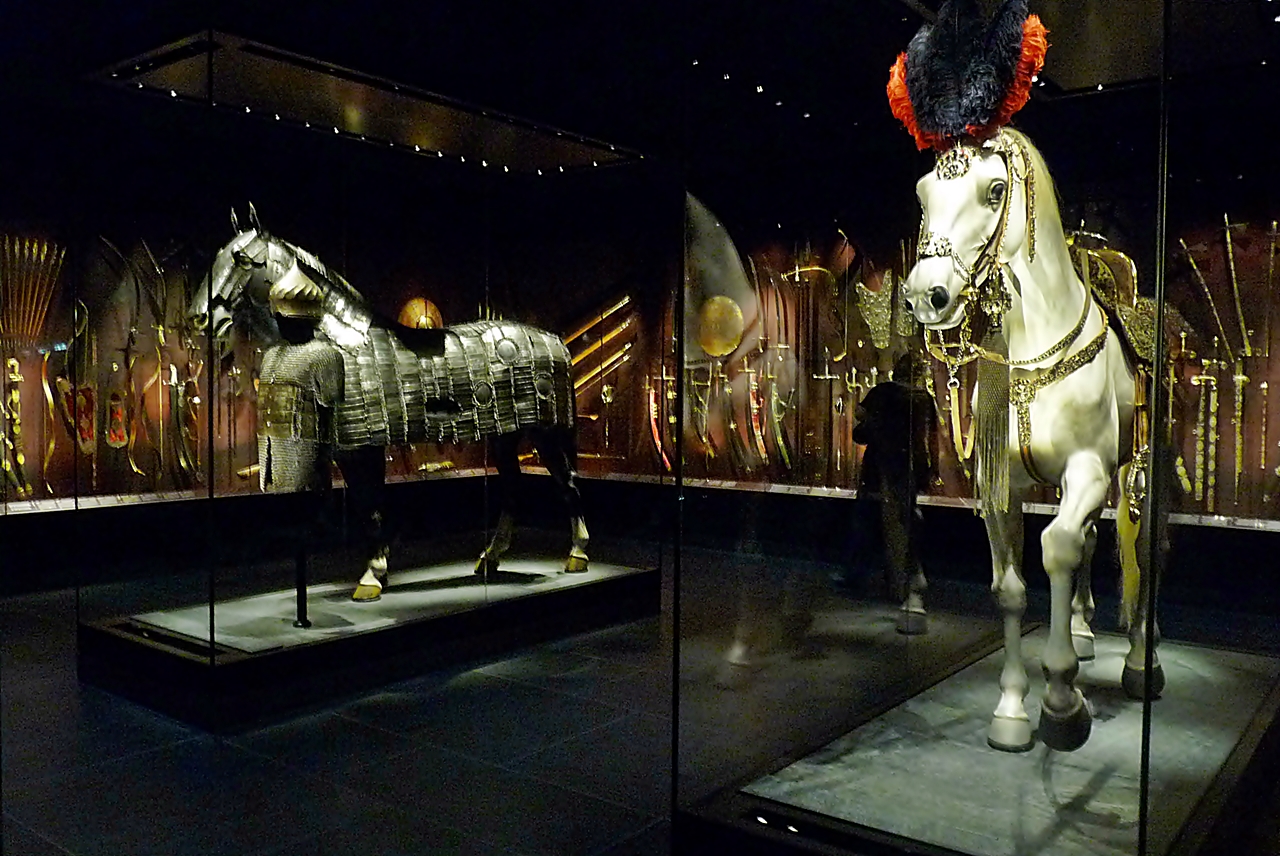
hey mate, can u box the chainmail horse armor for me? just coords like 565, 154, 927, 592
192, 205, 587, 601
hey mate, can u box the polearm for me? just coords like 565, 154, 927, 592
571, 317, 633, 366
565, 296, 632, 348
1180, 238, 1234, 355
1223, 214, 1252, 357
574, 343, 632, 392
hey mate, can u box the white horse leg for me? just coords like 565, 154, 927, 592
1038, 453, 1108, 752
987, 499, 1033, 752
1070, 524, 1098, 660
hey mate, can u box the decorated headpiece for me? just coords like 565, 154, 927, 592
887, 0, 1048, 153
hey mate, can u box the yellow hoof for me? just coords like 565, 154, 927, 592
352, 582, 382, 602
564, 555, 589, 573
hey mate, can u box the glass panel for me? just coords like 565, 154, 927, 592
49, 31, 676, 730
673, 0, 1008, 813
675, 4, 1174, 855
1148, 3, 1280, 852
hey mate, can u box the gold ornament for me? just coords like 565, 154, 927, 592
697, 295, 744, 357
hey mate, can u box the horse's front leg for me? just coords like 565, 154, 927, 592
1037, 452, 1108, 751
987, 496, 1032, 752
343, 446, 390, 603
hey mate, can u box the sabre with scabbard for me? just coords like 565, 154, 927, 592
745, 258, 769, 467
811, 347, 840, 484
1182, 239, 1237, 512
1171, 331, 1194, 495
1222, 214, 1258, 508
1192, 341, 1225, 513
766, 267, 794, 470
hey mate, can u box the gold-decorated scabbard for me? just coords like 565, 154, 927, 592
1208, 375, 1220, 513
1232, 361, 1249, 504
1190, 369, 1213, 503
1261, 381, 1269, 471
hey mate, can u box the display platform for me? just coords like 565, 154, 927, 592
692, 630, 1280, 856
132, 559, 642, 654
79, 556, 659, 733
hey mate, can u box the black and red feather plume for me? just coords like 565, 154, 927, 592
887, 0, 1048, 151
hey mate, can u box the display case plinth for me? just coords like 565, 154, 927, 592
78, 559, 658, 733
680, 631, 1280, 856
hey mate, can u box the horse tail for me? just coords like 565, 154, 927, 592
1116, 460, 1142, 630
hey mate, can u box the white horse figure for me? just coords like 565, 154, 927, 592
902, 128, 1161, 752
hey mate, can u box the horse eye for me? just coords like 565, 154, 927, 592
988, 181, 1007, 207
233, 250, 252, 268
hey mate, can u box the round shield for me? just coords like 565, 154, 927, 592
698, 295, 745, 357
398, 297, 443, 329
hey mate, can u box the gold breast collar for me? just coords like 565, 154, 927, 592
1009, 299, 1107, 484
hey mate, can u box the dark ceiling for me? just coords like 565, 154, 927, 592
7, 1, 1277, 153
1, 0, 1277, 248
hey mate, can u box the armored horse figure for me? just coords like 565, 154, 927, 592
891, 0, 1163, 752
191, 205, 589, 602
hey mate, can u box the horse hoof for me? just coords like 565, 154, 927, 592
352, 583, 382, 603
987, 716, 1034, 753
564, 555, 589, 573
1072, 633, 1096, 661
475, 555, 499, 576
1038, 693, 1093, 752
896, 609, 928, 636
1121, 663, 1165, 700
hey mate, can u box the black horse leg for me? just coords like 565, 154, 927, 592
340, 445, 390, 602
477, 432, 521, 576
533, 427, 589, 573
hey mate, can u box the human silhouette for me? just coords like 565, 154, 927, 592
852, 351, 936, 630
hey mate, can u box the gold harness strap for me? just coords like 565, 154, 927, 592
1009, 301, 1108, 484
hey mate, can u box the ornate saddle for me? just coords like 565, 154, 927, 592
1068, 235, 1191, 368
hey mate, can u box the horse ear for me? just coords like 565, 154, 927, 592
248, 202, 261, 232
230, 207, 240, 233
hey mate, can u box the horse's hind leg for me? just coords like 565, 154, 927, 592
476, 432, 520, 575
1071, 526, 1098, 660
345, 446, 390, 603
1122, 476, 1165, 699
533, 427, 589, 573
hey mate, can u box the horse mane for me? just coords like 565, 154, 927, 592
1002, 128, 1068, 254
278, 236, 370, 310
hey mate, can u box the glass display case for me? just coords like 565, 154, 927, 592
0, 32, 676, 731
672, 2, 1280, 856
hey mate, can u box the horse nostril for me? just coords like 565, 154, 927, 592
929, 286, 950, 311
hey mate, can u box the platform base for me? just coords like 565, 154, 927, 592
79, 562, 658, 733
